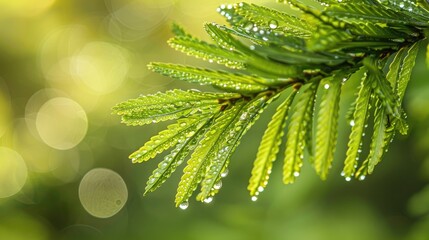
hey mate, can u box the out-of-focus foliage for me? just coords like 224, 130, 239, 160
1, 0, 429, 240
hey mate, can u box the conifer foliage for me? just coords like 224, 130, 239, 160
113, 0, 429, 207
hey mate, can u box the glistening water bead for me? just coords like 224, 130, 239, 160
269, 20, 278, 29
179, 201, 189, 210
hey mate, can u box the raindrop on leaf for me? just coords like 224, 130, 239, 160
269, 20, 278, 29
179, 201, 189, 210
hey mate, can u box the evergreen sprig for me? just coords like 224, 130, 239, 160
114, 0, 429, 207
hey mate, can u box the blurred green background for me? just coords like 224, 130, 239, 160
1, 0, 429, 239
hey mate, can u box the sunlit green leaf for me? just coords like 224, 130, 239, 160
129, 116, 209, 163
198, 95, 269, 201
149, 63, 270, 94
221, 2, 313, 38
343, 71, 372, 179
114, 0, 427, 206
314, 74, 342, 180
168, 36, 246, 69
366, 100, 388, 174
248, 90, 297, 196
144, 117, 215, 194
283, 81, 319, 184
396, 40, 421, 101
175, 102, 245, 206
113, 89, 240, 126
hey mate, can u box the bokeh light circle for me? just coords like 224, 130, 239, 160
79, 168, 128, 218
36, 97, 88, 150
106, 0, 175, 41
70, 41, 129, 94
0, 147, 28, 198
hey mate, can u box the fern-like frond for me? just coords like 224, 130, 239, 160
363, 57, 400, 118
220, 2, 313, 38
113, 89, 240, 125
342, 71, 372, 179
248, 90, 297, 197
324, 2, 421, 26
396, 40, 421, 101
115, 0, 428, 207
144, 117, 215, 194
130, 116, 210, 163
168, 35, 246, 69
148, 63, 270, 94
253, 44, 350, 66
205, 23, 304, 79
283, 81, 319, 183
306, 25, 353, 51
366, 100, 388, 174
175, 102, 245, 206
313, 74, 342, 180
198, 95, 269, 201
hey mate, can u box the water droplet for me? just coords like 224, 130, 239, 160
345, 177, 352, 182
186, 131, 195, 138
324, 84, 330, 89
269, 20, 278, 29
399, 2, 405, 8
239, 112, 248, 121
160, 162, 168, 169
249, 45, 256, 50
153, 170, 161, 178
350, 120, 355, 127
257, 186, 264, 192
251, 196, 258, 202
203, 197, 213, 203
359, 175, 366, 181
293, 172, 300, 177
148, 177, 156, 184
179, 201, 189, 210
221, 169, 229, 178
214, 180, 222, 190
244, 22, 254, 31
340, 171, 345, 176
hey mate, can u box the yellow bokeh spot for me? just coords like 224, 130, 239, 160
79, 168, 128, 218
70, 42, 129, 94
36, 97, 88, 150
0, 0, 55, 17
0, 147, 28, 198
